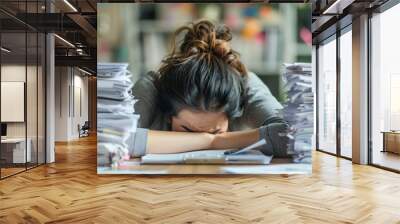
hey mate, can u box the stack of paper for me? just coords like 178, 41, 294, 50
97, 63, 140, 167
282, 63, 313, 163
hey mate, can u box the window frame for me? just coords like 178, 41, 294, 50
315, 21, 353, 160
0, 0, 48, 180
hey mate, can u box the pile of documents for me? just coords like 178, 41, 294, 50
97, 63, 139, 167
282, 63, 313, 163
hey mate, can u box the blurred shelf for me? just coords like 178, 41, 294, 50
99, 4, 312, 78
138, 20, 281, 33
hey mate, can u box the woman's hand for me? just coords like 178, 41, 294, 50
259, 123, 290, 157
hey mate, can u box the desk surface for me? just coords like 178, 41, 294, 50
1, 138, 27, 143
381, 131, 400, 134
97, 158, 311, 175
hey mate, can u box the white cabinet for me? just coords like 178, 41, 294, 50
1, 138, 32, 163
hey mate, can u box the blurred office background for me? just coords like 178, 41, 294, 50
98, 3, 311, 101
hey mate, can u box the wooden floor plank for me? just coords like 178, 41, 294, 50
0, 135, 400, 224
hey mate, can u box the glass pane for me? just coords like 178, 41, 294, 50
26, 0, 38, 169
318, 38, 337, 154
38, 33, 45, 165
27, 31, 38, 169
371, 4, 400, 171
340, 30, 352, 158
1, 30, 27, 177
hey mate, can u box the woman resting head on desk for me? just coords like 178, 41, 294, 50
129, 20, 290, 158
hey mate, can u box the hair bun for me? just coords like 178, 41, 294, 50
180, 20, 232, 57
213, 39, 230, 58
215, 24, 232, 42
167, 20, 247, 76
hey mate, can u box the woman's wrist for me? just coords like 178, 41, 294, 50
210, 129, 259, 150
203, 132, 217, 149
209, 132, 225, 149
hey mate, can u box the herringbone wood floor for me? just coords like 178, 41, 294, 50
1, 135, 400, 224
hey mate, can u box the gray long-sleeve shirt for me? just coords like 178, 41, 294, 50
129, 71, 288, 157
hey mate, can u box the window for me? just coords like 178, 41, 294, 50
370, 3, 400, 171
339, 29, 352, 158
317, 37, 337, 154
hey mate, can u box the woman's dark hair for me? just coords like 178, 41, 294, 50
156, 20, 248, 119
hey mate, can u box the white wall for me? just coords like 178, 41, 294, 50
1, 66, 26, 134
54, 67, 89, 141
55, 66, 70, 141
72, 73, 89, 138
1, 65, 26, 140
1, 65, 39, 138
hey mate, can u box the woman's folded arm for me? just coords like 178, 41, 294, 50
129, 128, 260, 157
129, 123, 290, 158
